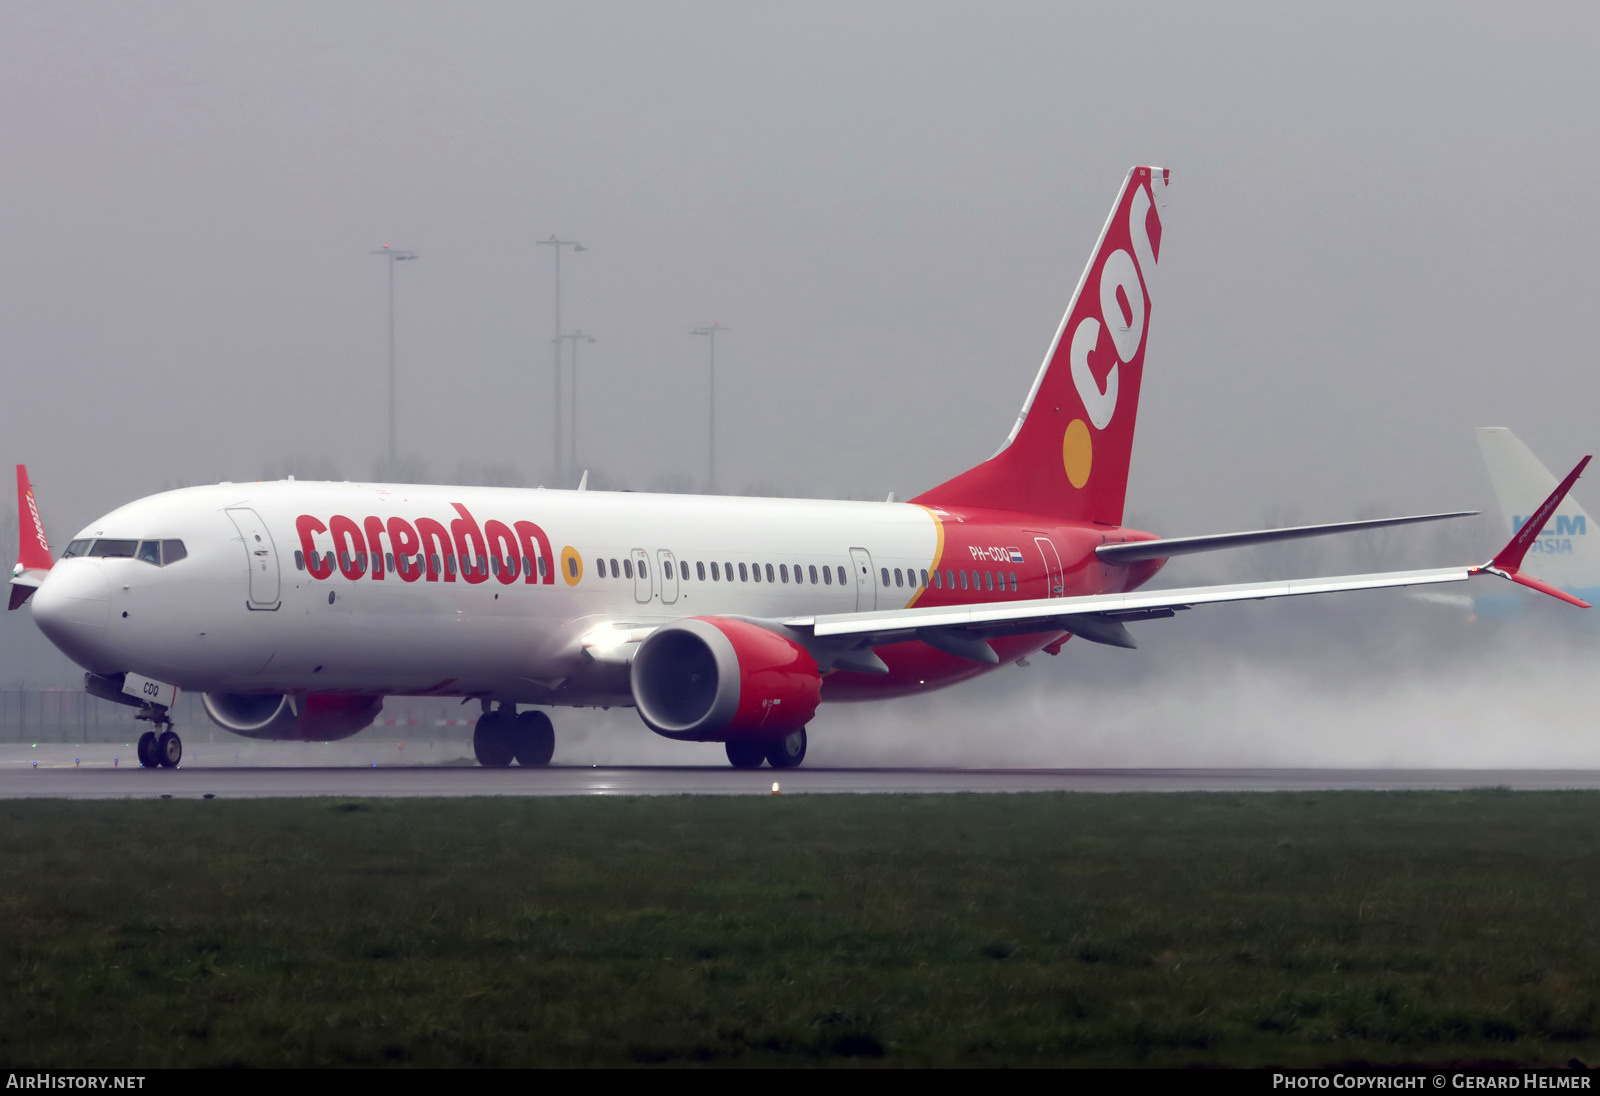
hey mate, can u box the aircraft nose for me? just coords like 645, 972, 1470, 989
31, 563, 120, 673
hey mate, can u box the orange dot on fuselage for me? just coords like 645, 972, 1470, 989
1063, 419, 1092, 489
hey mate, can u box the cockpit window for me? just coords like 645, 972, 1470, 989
68, 538, 187, 565
88, 539, 137, 558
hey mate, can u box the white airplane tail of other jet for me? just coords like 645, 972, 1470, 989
1475, 427, 1600, 604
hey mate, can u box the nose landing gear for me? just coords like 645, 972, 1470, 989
135, 715, 182, 769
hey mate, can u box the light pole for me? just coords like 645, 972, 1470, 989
559, 330, 596, 474
536, 236, 586, 483
691, 324, 729, 492
370, 244, 418, 472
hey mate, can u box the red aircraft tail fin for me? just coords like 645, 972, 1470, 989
1473, 454, 1592, 608
15, 465, 53, 573
913, 166, 1168, 524
10, 465, 54, 610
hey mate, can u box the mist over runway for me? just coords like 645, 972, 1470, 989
6, 742, 1600, 800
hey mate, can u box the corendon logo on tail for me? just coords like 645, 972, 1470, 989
25, 488, 48, 557
1062, 172, 1163, 490
295, 504, 555, 585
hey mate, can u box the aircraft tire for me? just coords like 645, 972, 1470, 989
766, 727, 807, 769
513, 710, 555, 767
473, 712, 515, 768
725, 740, 767, 770
137, 731, 158, 769
156, 730, 182, 769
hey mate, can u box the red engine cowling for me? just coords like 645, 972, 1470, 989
201, 693, 384, 741
630, 617, 821, 742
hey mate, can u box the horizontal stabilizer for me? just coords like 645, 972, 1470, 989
1096, 511, 1477, 563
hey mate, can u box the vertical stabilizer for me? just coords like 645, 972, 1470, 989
914, 166, 1169, 523
1475, 427, 1600, 596
10, 465, 53, 610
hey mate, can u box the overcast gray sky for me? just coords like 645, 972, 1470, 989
4, 2, 1597, 543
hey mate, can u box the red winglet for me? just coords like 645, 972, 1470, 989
15, 464, 54, 573
1471, 453, 1592, 607
1504, 569, 1592, 609
1488, 454, 1590, 574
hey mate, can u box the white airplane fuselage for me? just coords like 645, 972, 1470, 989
33, 480, 1124, 709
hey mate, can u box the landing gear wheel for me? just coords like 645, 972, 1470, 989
137, 731, 158, 769
473, 712, 515, 768
513, 710, 555, 767
155, 730, 182, 769
766, 727, 807, 769
725, 740, 767, 770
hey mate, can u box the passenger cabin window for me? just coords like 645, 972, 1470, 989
610, 558, 619, 575
921, 569, 929, 587
880, 567, 890, 586
624, 559, 634, 579
780, 564, 789, 583
294, 550, 305, 571
823, 566, 832, 585
567, 557, 578, 578
837, 566, 846, 586
809, 565, 818, 584
752, 563, 762, 583
738, 563, 748, 582
596, 558, 606, 578
765, 563, 774, 583
663, 560, 673, 579
697, 561, 706, 581
711, 561, 720, 581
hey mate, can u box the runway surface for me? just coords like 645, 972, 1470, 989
5, 745, 1600, 799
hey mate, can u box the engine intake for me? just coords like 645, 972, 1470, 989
631, 617, 821, 741
201, 692, 383, 741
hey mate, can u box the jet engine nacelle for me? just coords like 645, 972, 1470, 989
630, 617, 822, 742
201, 692, 384, 741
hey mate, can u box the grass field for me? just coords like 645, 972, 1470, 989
3, 790, 1599, 1067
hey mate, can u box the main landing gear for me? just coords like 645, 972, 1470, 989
725, 727, 808, 770
473, 706, 556, 768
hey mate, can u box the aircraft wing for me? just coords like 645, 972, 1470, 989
784, 454, 1594, 662
1095, 511, 1475, 563
782, 566, 1472, 660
